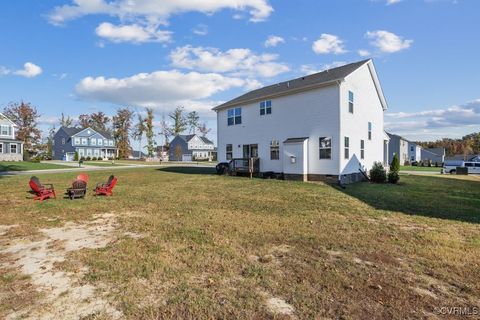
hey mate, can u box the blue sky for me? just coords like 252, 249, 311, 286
0, 0, 479, 144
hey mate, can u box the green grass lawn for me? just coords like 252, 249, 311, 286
82, 161, 126, 167
400, 165, 441, 172
0, 161, 70, 172
0, 168, 479, 319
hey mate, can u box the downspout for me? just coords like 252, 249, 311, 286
336, 79, 344, 187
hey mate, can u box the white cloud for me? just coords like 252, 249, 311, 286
13, 62, 43, 78
365, 30, 412, 53
48, 0, 273, 25
386, 0, 402, 4
95, 22, 172, 43
75, 69, 250, 107
358, 49, 371, 57
169, 45, 289, 78
312, 34, 346, 55
0, 66, 10, 76
300, 61, 347, 75
192, 24, 208, 36
264, 35, 285, 47
385, 99, 480, 136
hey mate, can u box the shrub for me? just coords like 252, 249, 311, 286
434, 161, 439, 167
369, 162, 386, 183
427, 160, 432, 167
388, 171, 400, 184
390, 154, 400, 172
420, 161, 425, 167
404, 160, 410, 166
30, 158, 40, 163
86, 156, 91, 161
74, 152, 79, 161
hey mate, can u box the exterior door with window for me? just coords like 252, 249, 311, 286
243, 144, 258, 158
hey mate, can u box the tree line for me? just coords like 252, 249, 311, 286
416, 132, 480, 157
2, 102, 211, 160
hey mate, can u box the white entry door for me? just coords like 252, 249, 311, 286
283, 138, 308, 181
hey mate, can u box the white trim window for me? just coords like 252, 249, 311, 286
108, 140, 114, 146
94, 149, 100, 156
81, 138, 87, 145
360, 139, 365, 159
10, 144, 17, 154
260, 100, 272, 115
91, 138, 97, 146
78, 148, 85, 157
98, 139, 103, 146
344, 137, 350, 159
0, 125, 11, 136
319, 137, 332, 159
348, 91, 354, 114
74, 137, 80, 145
368, 122, 372, 140
62, 138, 66, 145
0, 143, 3, 153
227, 108, 242, 126
270, 140, 279, 160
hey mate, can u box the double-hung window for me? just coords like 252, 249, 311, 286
74, 138, 80, 145
91, 138, 96, 146
226, 144, 233, 160
0, 143, 3, 153
227, 108, 242, 126
344, 137, 350, 159
270, 140, 279, 160
368, 122, 372, 140
319, 137, 332, 159
348, 91, 354, 113
0, 125, 11, 136
360, 140, 365, 159
10, 144, 17, 154
81, 138, 87, 145
62, 138, 65, 145
109, 140, 114, 146
98, 139, 103, 146
260, 100, 272, 115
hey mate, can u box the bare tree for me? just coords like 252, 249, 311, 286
197, 122, 212, 137
59, 113, 74, 127
187, 111, 200, 134
132, 113, 146, 158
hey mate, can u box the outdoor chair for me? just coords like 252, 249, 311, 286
29, 176, 56, 202
66, 179, 88, 200
94, 175, 117, 196
77, 173, 89, 183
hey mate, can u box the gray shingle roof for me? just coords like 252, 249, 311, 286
177, 134, 214, 145
213, 59, 370, 110
60, 126, 113, 139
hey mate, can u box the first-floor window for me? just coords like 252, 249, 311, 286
319, 137, 332, 159
10, 144, 17, 154
78, 148, 85, 157
0, 143, 3, 153
226, 144, 233, 160
368, 122, 372, 140
344, 137, 350, 159
360, 139, 365, 159
94, 149, 99, 156
270, 140, 279, 160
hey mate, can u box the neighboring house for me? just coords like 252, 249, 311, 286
0, 113, 23, 161
169, 134, 215, 161
213, 59, 389, 183
387, 133, 422, 164
129, 150, 147, 159
421, 148, 445, 164
53, 126, 117, 161
156, 145, 169, 161
445, 154, 480, 162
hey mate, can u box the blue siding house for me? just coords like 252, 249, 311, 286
0, 112, 23, 161
169, 134, 215, 161
53, 127, 117, 161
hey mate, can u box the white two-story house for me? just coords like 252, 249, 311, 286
214, 59, 389, 183
0, 113, 23, 161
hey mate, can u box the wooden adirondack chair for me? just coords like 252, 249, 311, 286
29, 176, 56, 202
95, 175, 117, 196
66, 179, 87, 200
77, 173, 89, 183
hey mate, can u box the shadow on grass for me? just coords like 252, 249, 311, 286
157, 166, 216, 175
0, 164, 24, 172
339, 174, 480, 224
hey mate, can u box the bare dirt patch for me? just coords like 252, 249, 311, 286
0, 213, 129, 320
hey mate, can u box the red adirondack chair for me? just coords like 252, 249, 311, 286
29, 176, 56, 202
95, 175, 117, 196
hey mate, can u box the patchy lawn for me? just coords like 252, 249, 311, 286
0, 168, 479, 319
0, 161, 70, 172
83, 161, 127, 167
400, 165, 441, 172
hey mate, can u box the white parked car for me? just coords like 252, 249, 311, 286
443, 161, 480, 174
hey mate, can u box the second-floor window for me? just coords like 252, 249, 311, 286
0, 125, 11, 136
361, 140, 365, 159
368, 122, 372, 140
410, 146, 414, 152
109, 140, 114, 146
62, 138, 65, 145
348, 91, 354, 113
270, 140, 279, 160
91, 138, 96, 146
227, 108, 242, 126
74, 138, 80, 145
81, 138, 87, 145
319, 137, 332, 159
344, 136, 350, 159
98, 139, 103, 146
226, 144, 232, 160
260, 100, 272, 115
